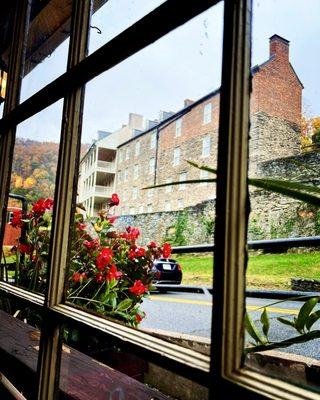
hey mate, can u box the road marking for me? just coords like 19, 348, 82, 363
149, 296, 299, 315
149, 295, 212, 306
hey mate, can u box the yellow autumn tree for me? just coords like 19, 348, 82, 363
23, 176, 37, 189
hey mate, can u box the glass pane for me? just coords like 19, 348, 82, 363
0, 100, 63, 293
59, 323, 209, 399
89, 0, 166, 54
245, 0, 320, 392
64, 2, 223, 352
20, 0, 71, 102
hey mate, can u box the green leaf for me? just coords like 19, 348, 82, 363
248, 178, 320, 207
108, 278, 118, 290
245, 312, 267, 345
116, 298, 133, 312
186, 160, 217, 174
306, 310, 320, 331
260, 308, 270, 337
296, 297, 319, 332
277, 317, 296, 328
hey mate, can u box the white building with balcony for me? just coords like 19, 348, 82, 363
78, 113, 146, 215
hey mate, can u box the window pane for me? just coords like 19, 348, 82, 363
0, 101, 63, 293
245, 0, 320, 392
89, 0, 166, 54
20, 0, 72, 102
64, 2, 223, 356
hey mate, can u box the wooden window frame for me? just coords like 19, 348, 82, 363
0, 0, 319, 399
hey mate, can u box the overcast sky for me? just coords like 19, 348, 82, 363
15, 0, 320, 142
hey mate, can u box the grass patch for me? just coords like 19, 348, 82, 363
177, 251, 320, 289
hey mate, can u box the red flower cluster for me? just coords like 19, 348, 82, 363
19, 243, 32, 255
72, 272, 87, 283
128, 246, 146, 261
129, 280, 148, 296
106, 264, 122, 281
83, 238, 99, 251
11, 210, 23, 228
120, 226, 140, 241
96, 247, 114, 270
32, 198, 54, 216
109, 193, 120, 207
162, 243, 172, 258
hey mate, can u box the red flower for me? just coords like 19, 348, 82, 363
32, 198, 53, 216
96, 247, 114, 270
128, 246, 146, 261
72, 272, 81, 283
120, 226, 140, 241
83, 238, 99, 251
19, 243, 32, 255
77, 222, 87, 231
162, 243, 172, 258
109, 193, 120, 207
11, 210, 22, 228
106, 264, 122, 281
148, 241, 157, 249
135, 313, 145, 323
129, 280, 148, 296
95, 272, 104, 283
108, 216, 117, 224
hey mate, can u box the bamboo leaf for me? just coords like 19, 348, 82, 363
245, 312, 267, 345
186, 160, 217, 174
306, 310, 320, 331
143, 179, 216, 190
296, 297, 319, 332
277, 317, 296, 328
244, 330, 320, 355
260, 308, 270, 337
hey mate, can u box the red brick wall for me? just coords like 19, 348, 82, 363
251, 36, 302, 125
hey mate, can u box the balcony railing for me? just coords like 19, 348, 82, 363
95, 185, 113, 197
97, 160, 116, 173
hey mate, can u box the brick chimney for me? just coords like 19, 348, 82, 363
269, 34, 289, 61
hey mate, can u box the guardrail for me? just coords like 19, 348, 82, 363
171, 236, 320, 254
166, 236, 320, 299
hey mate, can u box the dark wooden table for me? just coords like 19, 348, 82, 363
0, 310, 170, 399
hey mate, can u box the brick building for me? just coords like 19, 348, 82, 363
79, 34, 303, 216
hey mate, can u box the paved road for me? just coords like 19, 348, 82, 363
140, 290, 320, 360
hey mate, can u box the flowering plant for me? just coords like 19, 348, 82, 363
11, 194, 171, 327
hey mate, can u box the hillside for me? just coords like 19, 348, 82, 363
10, 138, 89, 202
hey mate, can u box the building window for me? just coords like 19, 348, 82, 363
132, 187, 138, 200
179, 172, 187, 190
148, 188, 153, 198
150, 130, 157, 149
126, 146, 130, 160
200, 169, 209, 186
202, 134, 211, 157
138, 205, 144, 214
124, 168, 128, 181
173, 147, 180, 166
133, 164, 139, 179
129, 207, 135, 215
178, 199, 184, 209
149, 157, 155, 174
175, 118, 182, 137
166, 177, 172, 193
203, 102, 212, 124
118, 171, 122, 183
165, 202, 171, 212
135, 141, 140, 156
147, 204, 153, 213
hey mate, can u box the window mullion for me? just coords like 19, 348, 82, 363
36, 1, 92, 399
0, 0, 31, 253
211, 0, 252, 396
